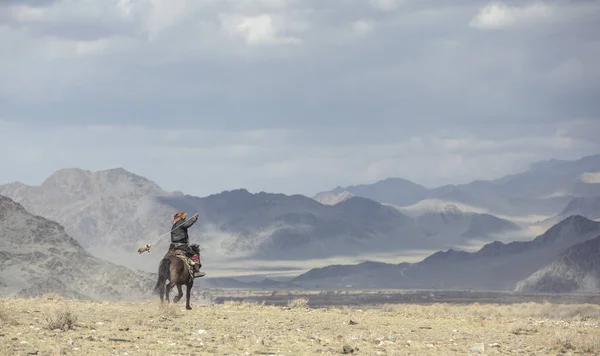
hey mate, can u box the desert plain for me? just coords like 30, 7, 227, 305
1, 292, 600, 356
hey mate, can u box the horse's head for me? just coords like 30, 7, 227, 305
190, 244, 201, 265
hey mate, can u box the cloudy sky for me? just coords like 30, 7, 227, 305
0, 0, 599, 197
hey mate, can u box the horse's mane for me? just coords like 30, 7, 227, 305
190, 244, 201, 255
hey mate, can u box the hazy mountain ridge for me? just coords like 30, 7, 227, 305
314, 178, 429, 207
290, 216, 600, 290
314, 154, 600, 218
514, 234, 600, 293
0, 195, 155, 300
414, 204, 519, 243
156, 191, 434, 260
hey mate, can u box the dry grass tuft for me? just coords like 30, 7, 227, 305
287, 297, 310, 309
224, 300, 267, 309
0, 302, 17, 326
40, 293, 65, 301
42, 303, 77, 331
554, 330, 600, 353
158, 303, 179, 319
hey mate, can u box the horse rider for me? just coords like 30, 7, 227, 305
170, 211, 206, 278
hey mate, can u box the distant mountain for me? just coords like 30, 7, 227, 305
313, 178, 429, 207
413, 204, 519, 244
0, 168, 176, 251
537, 196, 600, 228
156, 191, 434, 260
290, 215, 600, 290
312, 190, 354, 206
313, 154, 600, 218
515, 234, 600, 293
0, 195, 155, 300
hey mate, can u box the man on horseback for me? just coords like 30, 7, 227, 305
170, 211, 206, 278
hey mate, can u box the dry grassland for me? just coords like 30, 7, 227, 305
1, 294, 599, 355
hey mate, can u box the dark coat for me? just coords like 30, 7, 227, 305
170, 215, 198, 244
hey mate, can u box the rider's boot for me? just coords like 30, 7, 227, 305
190, 255, 205, 278
193, 262, 206, 278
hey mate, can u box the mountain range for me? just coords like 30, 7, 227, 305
0, 154, 598, 283
0, 169, 524, 274
314, 155, 600, 220
290, 215, 600, 292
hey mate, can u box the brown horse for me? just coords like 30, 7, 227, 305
153, 244, 202, 310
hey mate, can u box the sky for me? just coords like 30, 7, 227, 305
0, 0, 599, 197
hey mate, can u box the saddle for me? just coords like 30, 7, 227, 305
167, 249, 199, 267
164, 244, 202, 278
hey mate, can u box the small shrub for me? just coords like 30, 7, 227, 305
287, 297, 309, 309
554, 330, 600, 354
381, 304, 395, 313
510, 323, 538, 335
43, 304, 77, 331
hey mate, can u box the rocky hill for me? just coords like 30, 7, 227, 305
290, 215, 600, 290
0, 195, 155, 300
312, 190, 354, 206
0, 167, 179, 252
514, 234, 600, 293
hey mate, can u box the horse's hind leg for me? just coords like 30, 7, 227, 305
173, 285, 183, 303
159, 284, 165, 304
185, 281, 193, 310
165, 282, 174, 303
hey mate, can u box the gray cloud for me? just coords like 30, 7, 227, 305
0, 0, 598, 194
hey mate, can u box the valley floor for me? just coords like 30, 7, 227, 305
1, 295, 599, 355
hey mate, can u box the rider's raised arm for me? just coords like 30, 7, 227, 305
182, 214, 198, 228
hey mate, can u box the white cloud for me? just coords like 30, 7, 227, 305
139, 0, 197, 40
369, 0, 403, 12
220, 13, 303, 45
352, 20, 373, 35
9, 5, 45, 22
469, 2, 554, 30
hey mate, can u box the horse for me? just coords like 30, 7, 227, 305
153, 244, 202, 310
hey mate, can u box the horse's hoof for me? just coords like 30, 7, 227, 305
186, 306, 192, 310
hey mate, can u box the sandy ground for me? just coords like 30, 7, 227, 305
1, 295, 599, 355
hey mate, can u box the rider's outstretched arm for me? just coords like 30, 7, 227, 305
182, 214, 198, 228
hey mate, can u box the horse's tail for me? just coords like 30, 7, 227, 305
154, 258, 171, 295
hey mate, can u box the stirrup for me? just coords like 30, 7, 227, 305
193, 271, 206, 278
